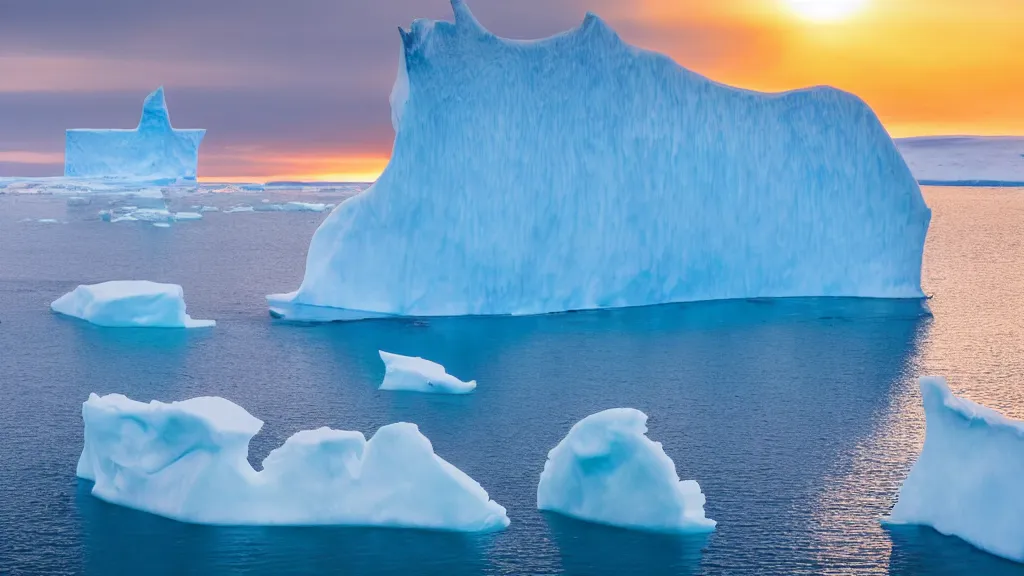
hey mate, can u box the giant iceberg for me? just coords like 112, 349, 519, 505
537, 408, 716, 533
886, 377, 1024, 563
65, 87, 205, 181
267, 0, 930, 320
77, 393, 509, 531
51, 281, 215, 328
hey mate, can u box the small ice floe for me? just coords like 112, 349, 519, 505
538, 408, 716, 534
378, 351, 477, 394
51, 280, 214, 328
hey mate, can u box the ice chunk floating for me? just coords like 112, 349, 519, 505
887, 377, 1024, 563
379, 351, 477, 394
537, 408, 715, 533
51, 281, 214, 328
64, 87, 205, 180
268, 0, 930, 320
77, 393, 509, 531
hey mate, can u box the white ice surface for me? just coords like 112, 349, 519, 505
378, 351, 477, 394
886, 376, 1024, 563
537, 408, 716, 533
77, 393, 509, 531
51, 281, 214, 328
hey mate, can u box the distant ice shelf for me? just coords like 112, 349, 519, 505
77, 393, 509, 531
896, 136, 1024, 186
269, 0, 930, 321
379, 351, 477, 394
51, 281, 214, 328
64, 87, 205, 181
538, 408, 715, 533
886, 376, 1024, 563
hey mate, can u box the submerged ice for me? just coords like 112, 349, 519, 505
887, 377, 1024, 563
65, 87, 205, 181
51, 281, 214, 328
77, 393, 509, 531
537, 408, 715, 533
269, 0, 930, 320
379, 351, 477, 394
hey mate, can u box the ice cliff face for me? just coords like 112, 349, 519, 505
269, 0, 930, 320
887, 377, 1024, 563
77, 393, 509, 531
65, 87, 205, 181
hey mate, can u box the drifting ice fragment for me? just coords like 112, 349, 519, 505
65, 87, 205, 181
378, 351, 477, 394
257, 201, 329, 213
77, 393, 509, 531
51, 281, 214, 328
173, 212, 203, 221
225, 205, 254, 213
537, 408, 716, 533
268, 0, 930, 321
886, 377, 1024, 563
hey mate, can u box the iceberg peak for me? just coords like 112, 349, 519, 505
451, 0, 485, 35
138, 87, 172, 132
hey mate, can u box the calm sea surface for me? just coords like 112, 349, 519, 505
1, 186, 1022, 575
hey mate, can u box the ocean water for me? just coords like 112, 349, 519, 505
0, 186, 1022, 575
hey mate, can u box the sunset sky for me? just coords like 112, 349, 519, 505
1, 0, 1021, 181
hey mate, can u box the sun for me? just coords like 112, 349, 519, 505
785, 0, 869, 23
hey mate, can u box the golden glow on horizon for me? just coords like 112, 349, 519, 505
610, 0, 1024, 138
784, 0, 868, 23
199, 152, 389, 183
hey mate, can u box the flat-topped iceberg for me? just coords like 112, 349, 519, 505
896, 136, 1024, 186
379, 351, 477, 394
538, 408, 716, 533
268, 0, 930, 321
51, 281, 214, 328
886, 376, 1024, 563
65, 87, 205, 181
77, 393, 509, 531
